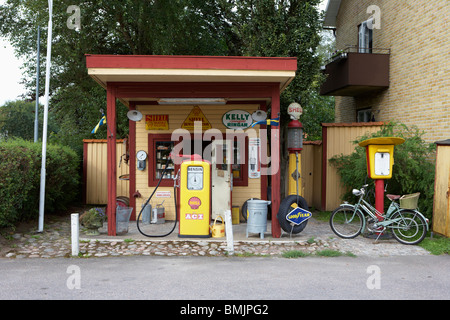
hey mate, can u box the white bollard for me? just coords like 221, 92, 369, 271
224, 210, 234, 255
71, 213, 79, 256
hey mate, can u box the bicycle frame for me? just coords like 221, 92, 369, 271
347, 186, 429, 232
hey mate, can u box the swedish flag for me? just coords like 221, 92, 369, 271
91, 115, 106, 134
251, 117, 279, 127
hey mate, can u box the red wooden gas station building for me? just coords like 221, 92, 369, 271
85, 54, 297, 237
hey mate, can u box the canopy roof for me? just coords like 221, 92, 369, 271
86, 54, 297, 105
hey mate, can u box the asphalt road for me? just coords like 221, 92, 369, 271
0, 255, 448, 303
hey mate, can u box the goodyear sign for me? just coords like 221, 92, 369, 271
286, 207, 312, 225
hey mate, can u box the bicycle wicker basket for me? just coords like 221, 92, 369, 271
399, 193, 420, 209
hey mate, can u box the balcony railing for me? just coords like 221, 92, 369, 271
320, 46, 390, 97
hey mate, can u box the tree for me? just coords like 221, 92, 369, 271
301, 29, 335, 140
0, 0, 235, 153
223, 0, 327, 195
0, 0, 327, 160
228, 0, 323, 103
0, 100, 58, 141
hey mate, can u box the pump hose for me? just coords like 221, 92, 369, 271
136, 157, 178, 237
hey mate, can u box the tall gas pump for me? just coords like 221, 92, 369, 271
287, 108, 303, 197
178, 154, 212, 238
277, 102, 311, 235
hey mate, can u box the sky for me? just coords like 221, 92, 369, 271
0, 0, 25, 106
0, 37, 26, 105
0, 0, 329, 106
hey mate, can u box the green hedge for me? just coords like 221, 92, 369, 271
0, 139, 80, 228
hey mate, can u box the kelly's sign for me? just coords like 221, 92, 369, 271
222, 110, 252, 129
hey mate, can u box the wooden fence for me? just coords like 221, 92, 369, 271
433, 140, 450, 237
83, 139, 129, 205
300, 141, 322, 209
320, 122, 384, 211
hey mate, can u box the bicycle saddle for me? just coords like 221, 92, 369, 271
386, 194, 401, 200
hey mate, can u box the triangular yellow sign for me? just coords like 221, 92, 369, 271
181, 106, 212, 130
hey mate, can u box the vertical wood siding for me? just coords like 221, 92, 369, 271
322, 123, 383, 211
84, 140, 129, 204
300, 142, 323, 209
433, 143, 450, 237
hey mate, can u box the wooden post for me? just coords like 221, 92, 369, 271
128, 102, 137, 221
107, 83, 117, 236
271, 85, 281, 238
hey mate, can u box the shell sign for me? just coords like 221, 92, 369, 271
222, 110, 252, 129
181, 106, 212, 130
188, 197, 202, 210
145, 114, 169, 130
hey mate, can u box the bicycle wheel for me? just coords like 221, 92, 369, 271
390, 210, 427, 245
330, 206, 364, 239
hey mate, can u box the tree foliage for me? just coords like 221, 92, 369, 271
0, 0, 329, 155
0, 99, 58, 141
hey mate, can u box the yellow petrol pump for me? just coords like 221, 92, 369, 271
178, 154, 211, 238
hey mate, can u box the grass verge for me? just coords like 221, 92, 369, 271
282, 249, 356, 258
419, 234, 450, 255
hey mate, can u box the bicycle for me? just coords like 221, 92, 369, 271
329, 184, 429, 245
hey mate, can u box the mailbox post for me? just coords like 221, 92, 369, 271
358, 137, 405, 219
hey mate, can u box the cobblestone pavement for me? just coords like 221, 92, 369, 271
1, 214, 430, 259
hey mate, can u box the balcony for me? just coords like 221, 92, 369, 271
320, 47, 390, 97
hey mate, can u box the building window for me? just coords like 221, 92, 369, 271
358, 18, 373, 53
148, 133, 248, 187
148, 134, 175, 187
357, 108, 373, 122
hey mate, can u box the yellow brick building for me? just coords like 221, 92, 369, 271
321, 0, 449, 143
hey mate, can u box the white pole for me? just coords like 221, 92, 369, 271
71, 213, 79, 256
224, 210, 234, 255
38, 0, 53, 232
34, 26, 40, 143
